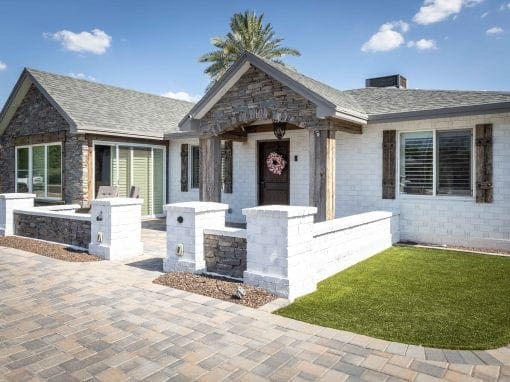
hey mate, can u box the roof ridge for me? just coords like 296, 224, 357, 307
26, 67, 196, 105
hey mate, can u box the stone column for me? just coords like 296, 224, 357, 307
0, 193, 36, 236
242, 205, 317, 301
89, 198, 144, 260
164, 202, 228, 273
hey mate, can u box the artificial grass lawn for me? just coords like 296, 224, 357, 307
276, 246, 510, 349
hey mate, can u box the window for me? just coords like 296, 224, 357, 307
191, 145, 200, 189
16, 143, 62, 199
399, 129, 472, 197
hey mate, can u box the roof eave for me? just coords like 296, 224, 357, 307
75, 126, 166, 141
367, 102, 510, 123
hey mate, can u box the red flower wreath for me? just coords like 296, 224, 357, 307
266, 152, 287, 175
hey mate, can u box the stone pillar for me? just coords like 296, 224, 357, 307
88, 198, 144, 260
0, 193, 36, 236
242, 205, 317, 301
199, 136, 222, 202
164, 202, 228, 273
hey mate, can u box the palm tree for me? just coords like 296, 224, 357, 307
199, 11, 301, 87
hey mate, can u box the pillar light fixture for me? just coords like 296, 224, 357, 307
273, 121, 287, 140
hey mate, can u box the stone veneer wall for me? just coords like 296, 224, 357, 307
13, 212, 91, 248
0, 85, 89, 207
204, 233, 247, 278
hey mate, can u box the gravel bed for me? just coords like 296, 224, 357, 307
0, 236, 101, 262
153, 272, 277, 308
398, 242, 510, 256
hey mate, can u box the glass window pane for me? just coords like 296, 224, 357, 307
47, 145, 62, 199
32, 146, 46, 197
16, 148, 29, 193
437, 130, 472, 196
400, 132, 433, 195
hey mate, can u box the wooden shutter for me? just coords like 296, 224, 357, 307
382, 130, 396, 199
475, 124, 493, 203
180, 144, 188, 192
223, 140, 233, 193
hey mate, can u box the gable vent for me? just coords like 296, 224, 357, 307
366, 74, 407, 89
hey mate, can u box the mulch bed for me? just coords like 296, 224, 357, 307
153, 272, 277, 308
0, 236, 102, 262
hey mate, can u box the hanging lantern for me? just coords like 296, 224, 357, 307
273, 121, 287, 140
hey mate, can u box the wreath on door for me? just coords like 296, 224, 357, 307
266, 152, 287, 175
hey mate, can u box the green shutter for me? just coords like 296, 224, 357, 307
132, 148, 151, 215
153, 149, 164, 215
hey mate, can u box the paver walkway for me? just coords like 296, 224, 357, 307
0, 247, 509, 382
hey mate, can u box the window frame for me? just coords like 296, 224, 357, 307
397, 128, 474, 200
15, 142, 63, 201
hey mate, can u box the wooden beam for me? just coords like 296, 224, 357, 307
199, 136, 222, 202
319, 118, 363, 134
309, 129, 336, 222
218, 131, 247, 142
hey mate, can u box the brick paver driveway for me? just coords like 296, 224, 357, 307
1, 247, 509, 381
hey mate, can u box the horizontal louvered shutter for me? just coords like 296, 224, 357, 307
399, 131, 434, 195
153, 149, 164, 215
180, 144, 188, 192
475, 124, 493, 203
382, 130, 396, 199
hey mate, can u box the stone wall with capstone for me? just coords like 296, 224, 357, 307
204, 233, 247, 278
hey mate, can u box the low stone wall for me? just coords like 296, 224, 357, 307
204, 228, 247, 278
14, 208, 91, 249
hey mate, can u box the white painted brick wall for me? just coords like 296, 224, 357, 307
0, 194, 36, 236
89, 198, 144, 260
336, 112, 510, 251
163, 202, 228, 273
168, 129, 310, 223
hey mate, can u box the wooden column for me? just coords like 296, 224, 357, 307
199, 136, 222, 202
309, 129, 336, 222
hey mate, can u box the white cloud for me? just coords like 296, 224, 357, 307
481, 11, 489, 17
500, 3, 510, 10
44, 29, 112, 54
68, 72, 96, 81
0, 61, 6, 71
407, 38, 438, 50
162, 91, 202, 103
361, 21, 409, 52
413, 0, 483, 25
486, 26, 504, 35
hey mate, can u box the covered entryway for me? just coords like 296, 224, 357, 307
258, 140, 290, 205
93, 142, 166, 216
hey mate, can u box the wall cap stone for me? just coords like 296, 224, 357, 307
243, 205, 317, 218
0, 193, 36, 200
90, 198, 144, 207
164, 201, 229, 214
203, 227, 247, 239
14, 208, 91, 221
313, 210, 399, 237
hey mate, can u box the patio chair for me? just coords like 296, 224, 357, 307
96, 186, 119, 199
129, 186, 140, 199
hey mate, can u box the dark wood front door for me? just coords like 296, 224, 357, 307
258, 140, 290, 205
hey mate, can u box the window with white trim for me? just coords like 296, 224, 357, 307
16, 143, 62, 199
399, 129, 472, 197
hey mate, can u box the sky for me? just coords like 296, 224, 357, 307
0, 0, 509, 106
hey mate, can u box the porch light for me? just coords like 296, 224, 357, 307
273, 121, 287, 140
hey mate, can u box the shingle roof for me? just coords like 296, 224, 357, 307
27, 68, 195, 139
345, 87, 510, 118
